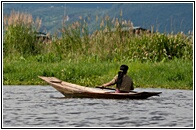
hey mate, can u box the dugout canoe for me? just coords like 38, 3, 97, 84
38, 76, 162, 99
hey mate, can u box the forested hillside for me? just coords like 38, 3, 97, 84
3, 2, 193, 34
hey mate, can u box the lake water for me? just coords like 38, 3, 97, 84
3, 85, 194, 128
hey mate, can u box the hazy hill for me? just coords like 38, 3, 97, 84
3, 2, 193, 34
109, 3, 193, 33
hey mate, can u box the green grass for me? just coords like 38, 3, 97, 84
3, 57, 193, 90
130, 59, 193, 89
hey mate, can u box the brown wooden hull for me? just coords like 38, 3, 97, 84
39, 76, 162, 99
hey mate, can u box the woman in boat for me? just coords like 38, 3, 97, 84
101, 64, 134, 93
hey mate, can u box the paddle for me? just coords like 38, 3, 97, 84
95, 86, 137, 93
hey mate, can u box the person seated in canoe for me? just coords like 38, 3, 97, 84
101, 64, 134, 93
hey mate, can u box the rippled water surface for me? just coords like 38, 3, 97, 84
3, 85, 193, 128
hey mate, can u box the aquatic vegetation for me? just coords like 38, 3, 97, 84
3, 11, 193, 89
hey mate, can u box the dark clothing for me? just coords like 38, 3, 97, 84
108, 74, 134, 92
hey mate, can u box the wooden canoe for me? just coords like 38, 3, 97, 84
38, 76, 162, 99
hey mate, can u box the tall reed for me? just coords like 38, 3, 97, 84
3, 10, 43, 57
88, 21, 193, 62
3, 11, 193, 63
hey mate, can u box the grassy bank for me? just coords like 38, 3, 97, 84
3, 57, 193, 90
3, 11, 193, 90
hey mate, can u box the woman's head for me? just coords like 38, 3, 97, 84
120, 65, 128, 74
